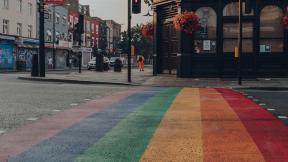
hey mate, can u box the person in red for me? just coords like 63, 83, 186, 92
138, 55, 145, 71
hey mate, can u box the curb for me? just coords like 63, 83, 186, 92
18, 76, 139, 86
235, 87, 288, 91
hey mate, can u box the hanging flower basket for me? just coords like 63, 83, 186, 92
141, 22, 154, 40
173, 11, 200, 34
283, 15, 288, 30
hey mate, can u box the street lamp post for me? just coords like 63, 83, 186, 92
128, 0, 132, 82
39, 0, 45, 77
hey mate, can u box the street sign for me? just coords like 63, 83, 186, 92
44, 0, 65, 4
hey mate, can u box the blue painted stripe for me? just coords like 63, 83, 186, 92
9, 88, 163, 162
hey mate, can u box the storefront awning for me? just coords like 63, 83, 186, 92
0, 34, 15, 41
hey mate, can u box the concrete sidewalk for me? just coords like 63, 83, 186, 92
16, 67, 288, 89
143, 74, 288, 89
18, 67, 153, 86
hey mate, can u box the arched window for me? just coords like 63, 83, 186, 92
223, 2, 254, 16
260, 6, 283, 53
194, 7, 217, 54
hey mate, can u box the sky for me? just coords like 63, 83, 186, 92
79, 0, 152, 31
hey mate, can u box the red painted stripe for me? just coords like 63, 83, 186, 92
0, 87, 145, 162
217, 88, 288, 162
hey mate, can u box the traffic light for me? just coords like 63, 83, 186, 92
132, 0, 141, 14
245, 0, 252, 14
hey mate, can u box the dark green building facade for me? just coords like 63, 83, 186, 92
153, 0, 288, 77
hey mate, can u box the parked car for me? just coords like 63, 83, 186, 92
87, 57, 96, 70
87, 57, 109, 70
109, 57, 124, 67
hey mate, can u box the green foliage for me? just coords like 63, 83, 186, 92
118, 24, 153, 59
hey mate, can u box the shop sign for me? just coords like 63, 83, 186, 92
81, 48, 93, 53
203, 40, 211, 51
260, 45, 271, 53
44, 0, 65, 4
58, 40, 70, 48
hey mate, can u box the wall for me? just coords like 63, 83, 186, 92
0, 0, 37, 38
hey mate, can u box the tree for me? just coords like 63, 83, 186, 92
118, 24, 153, 60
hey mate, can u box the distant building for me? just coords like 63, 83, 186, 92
0, 0, 38, 70
44, 4, 70, 69
105, 20, 121, 55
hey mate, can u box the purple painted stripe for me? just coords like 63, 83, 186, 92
0, 87, 145, 162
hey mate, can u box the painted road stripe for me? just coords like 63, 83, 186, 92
0, 88, 145, 162
9, 88, 162, 162
218, 88, 288, 161
141, 88, 203, 161
75, 88, 180, 162
200, 89, 265, 162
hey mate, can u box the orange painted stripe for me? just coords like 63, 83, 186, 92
200, 89, 265, 162
140, 88, 203, 161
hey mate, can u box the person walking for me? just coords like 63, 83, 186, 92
48, 57, 53, 69
138, 55, 145, 71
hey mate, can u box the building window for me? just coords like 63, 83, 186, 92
28, 2, 33, 16
3, 0, 9, 9
3, 19, 9, 34
223, 23, 253, 53
194, 7, 217, 54
96, 25, 99, 34
62, 16, 67, 25
28, 25, 32, 38
18, 0, 22, 12
91, 23, 95, 33
56, 13, 60, 24
223, 2, 253, 16
46, 30, 52, 42
86, 21, 91, 33
17, 23, 22, 36
260, 5, 283, 53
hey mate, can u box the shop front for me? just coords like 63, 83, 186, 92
0, 35, 16, 70
153, 0, 288, 77
16, 38, 39, 71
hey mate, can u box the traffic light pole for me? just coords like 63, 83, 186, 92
128, 0, 132, 82
39, 0, 46, 77
238, 0, 243, 85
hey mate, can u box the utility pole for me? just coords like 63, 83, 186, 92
39, 0, 46, 77
128, 0, 132, 82
238, 0, 243, 85
52, 5, 56, 69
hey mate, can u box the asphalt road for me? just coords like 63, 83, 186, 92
238, 88, 288, 125
0, 74, 130, 132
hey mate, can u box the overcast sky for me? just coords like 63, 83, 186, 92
79, 0, 152, 30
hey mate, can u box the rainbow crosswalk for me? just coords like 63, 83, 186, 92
1, 88, 288, 162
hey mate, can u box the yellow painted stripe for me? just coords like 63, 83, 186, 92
140, 88, 203, 162
200, 89, 265, 162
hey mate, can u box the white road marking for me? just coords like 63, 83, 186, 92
259, 103, 266, 106
264, 78, 271, 81
278, 116, 288, 119
52, 109, 61, 112
70, 103, 78, 106
26, 117, 38, 121
267, 109, 276, 111
84, 98, 91, 101
0, 130, 6, 135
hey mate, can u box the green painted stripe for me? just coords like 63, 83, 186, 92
74, 88, 181, 162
